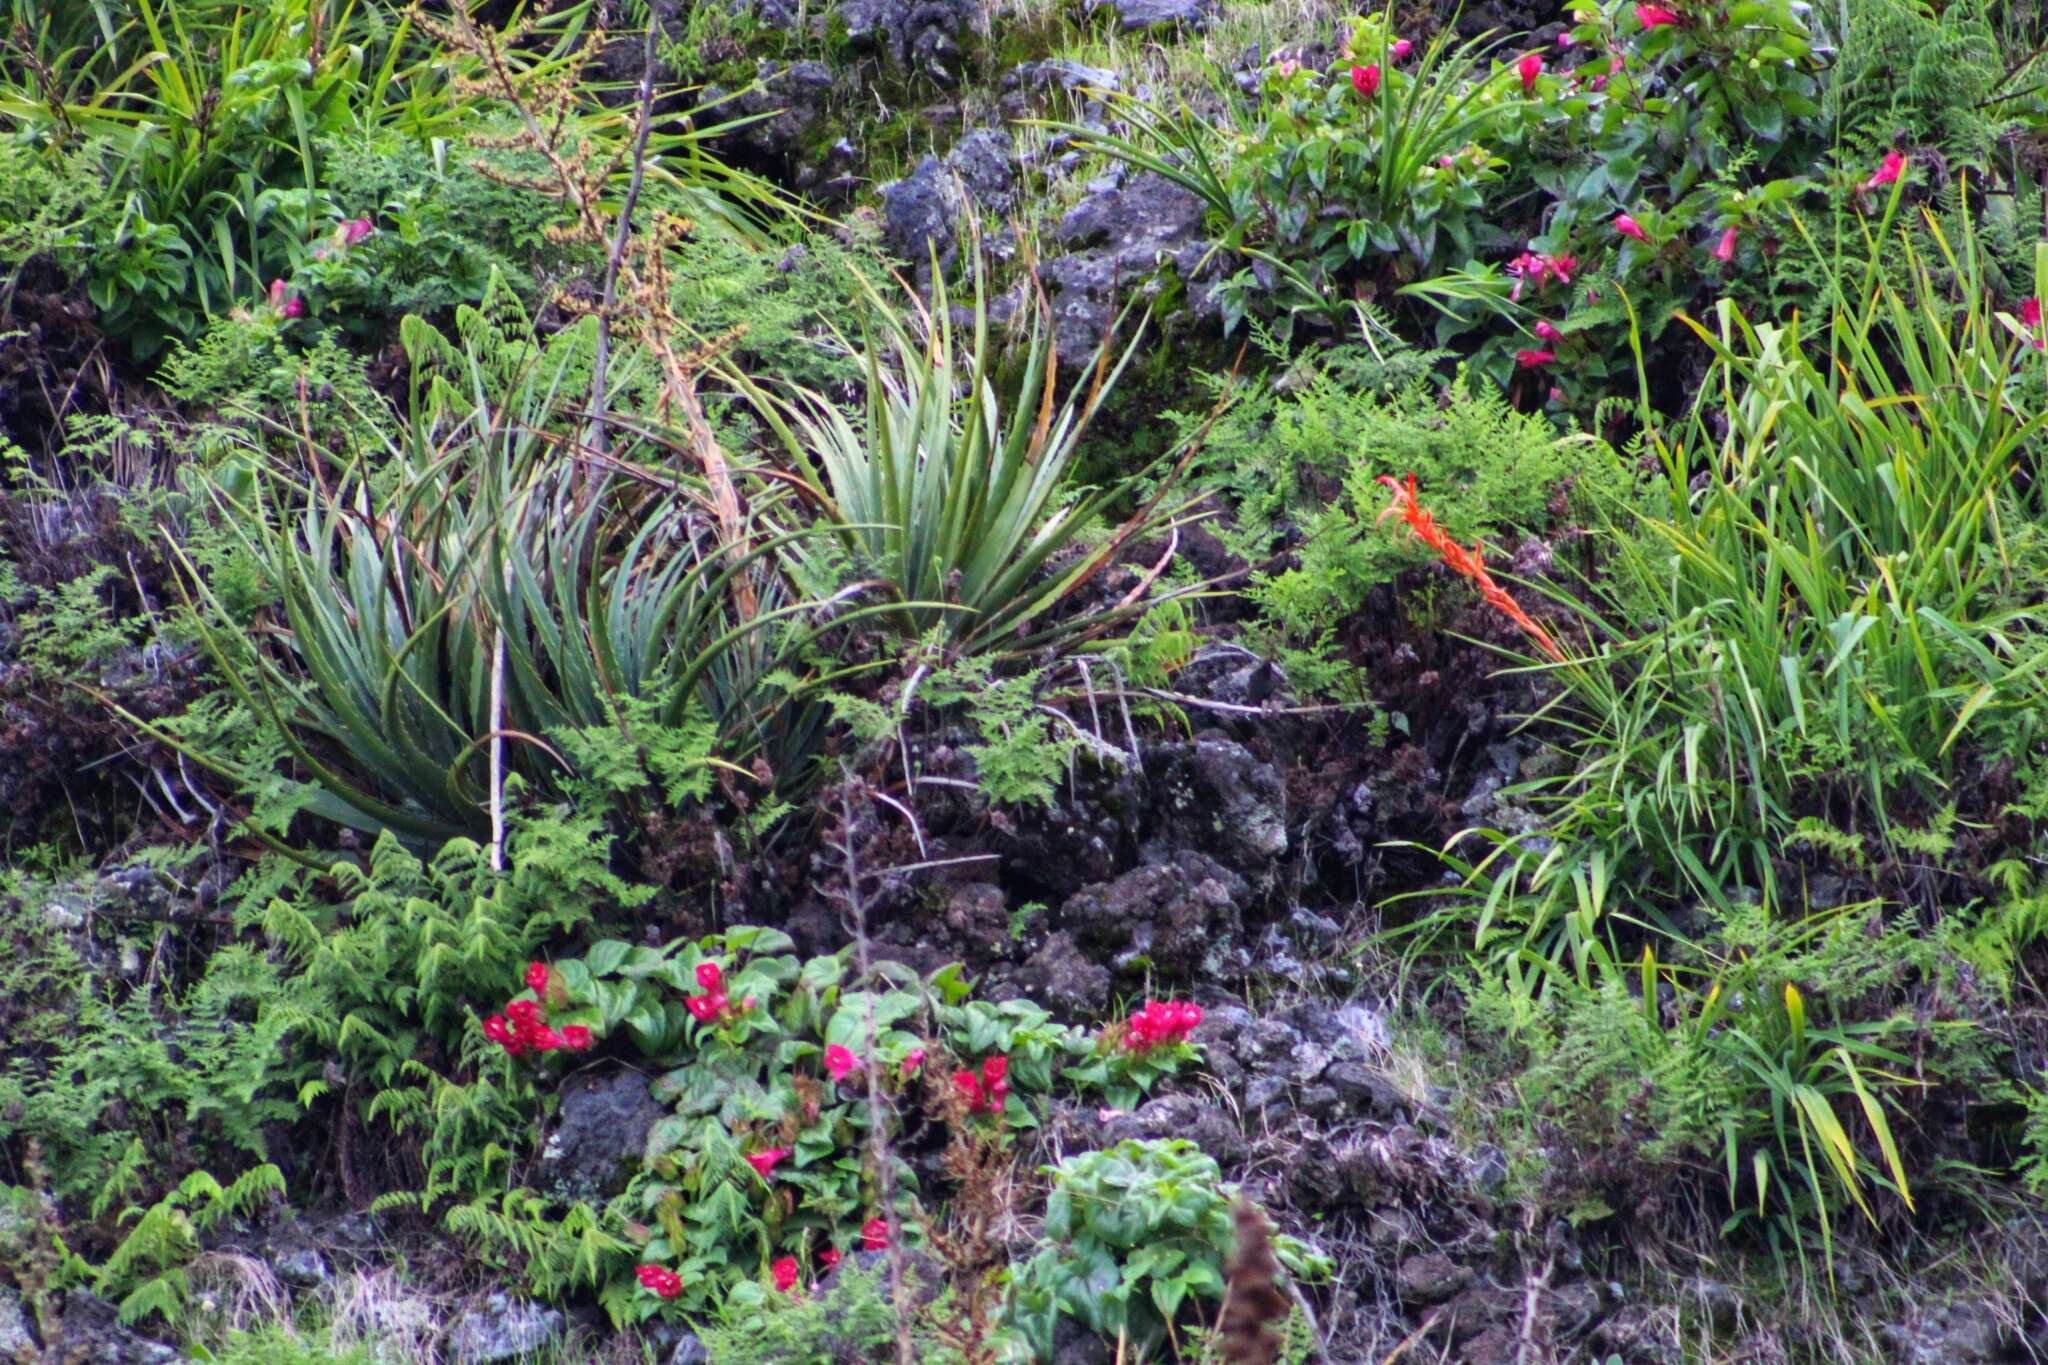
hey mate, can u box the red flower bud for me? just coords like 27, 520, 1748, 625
1351, 63, 1381, 97
861, 1217, 891, 1251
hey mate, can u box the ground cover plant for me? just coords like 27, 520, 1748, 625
9, 0, 2048, 1362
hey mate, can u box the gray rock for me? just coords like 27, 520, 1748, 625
944, 128, 1017, 213
1037, 172, 1215, 353
880, 156, 964, 270
1881, 1299, 2012, 1364
0, 1285, 35, 1357
1243, 1074, 1288, 1111
1087, 0, 1215, 31
1008, 931, 1113, 1016
1103, 1093, 1245, 1166
447, 1293, 564, 1363
1143, 738, 1288, 883
1395, 1250, 1472, 1306
667, 1332, 711, 1365
45, 1292, 181, 1364
1324, 1060, 1402, 1117
1061, 849, 1250, 982
842, 0, 982, 81
541, 1069, 666, 1201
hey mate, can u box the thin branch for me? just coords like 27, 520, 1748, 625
588, 18, 660, 460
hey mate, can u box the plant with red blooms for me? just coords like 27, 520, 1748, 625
1533, 320, 1563, 343
1516, 349, 1557, 370
771, 1257, 800, 1294
1505, 251, 1577, 302
1614, 213, 1650, 243
684, 959, 753, 1026
861, 1217, 892, 1251
1713, 226, 1739, 263
819, 1247, 842, 1270
1865, 149, 1905, 191
1518, 52, 1542, 93
1390, 37, 1413, 59
952, 1056, 1012, 1114
1376, 473, 1564, 662
823, 1044, 861, 1082
745, 1148, 789, 1179
481, 969, 595, 1060
1635, 3, 1679, 26
1121, 1000, 1204, 1053
1350, 63, 1381, 97
636, 1265, 682, 1299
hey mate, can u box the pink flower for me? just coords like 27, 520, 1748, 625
772, 1257, 800, 1294
823, 1045, 861, 1082
1351, 63, 1381, 97
861, 1217, 892, 1251
1866, 149, 1906, 190
1516, 349, 1557, 369
696, 961, 724, 991
1391, 38, 1414, 60
1614, 213, 1650, 243
1533, 320, 1562, 343
268, 279, 304, 318
1557, 31, 1576, 47
525, 961, 550, 994
819, 1247, 842, 1270
746, 1148, 789, 1179
1713, 226, 1739, 262
340, 217, 374, 246
506, 999, 541, 1028
2023, 298, 2042, 328
636, 1264, 682, 1299
1518, 52, 1543, 93
561, 1025, 593, 1051
900, 1048, 926, 1080
1635, 4, 1679, 26
482, 1014, 512, 1045
685, 994, 722, 1023
1505, 251, 1578, 301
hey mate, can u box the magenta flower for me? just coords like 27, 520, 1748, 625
1351, 63, 1381, 97
772, 1256, 800, 1294
1713, 226, 1738, 262
1866, 149, 1906, 190
1533, 320, 1562, 343
746, 1148, 789, 1179
1614, 213, 1650, 243
1518, 52, 1543, 93
1516, 349, 1557, 370
823, 1044, 861, 1082
1391, 38, 1413, 60
340, 217, 374, 246
1635, 4, 1679, 26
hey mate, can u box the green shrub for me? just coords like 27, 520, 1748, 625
1009, 1139, 1328, 1361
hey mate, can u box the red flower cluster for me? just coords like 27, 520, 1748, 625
684, 961, 753, 1025
746, 1148, 789, 1180
861, 1217, 892, 1251
772, 1256, 800, 1294
1377, 472, 1565, 663
1505, 250, 1577, 301
636, 1264, 682, 1299
481, 980, 593, 1059
824, 1044, 861, 1082
819, 1247, 842, 1270
1351, 63, 1381, 97
951, 1056, 1009, 1114
1123, 999, 1204, 1052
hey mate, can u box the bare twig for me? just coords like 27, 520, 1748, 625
588, 18, 660, 460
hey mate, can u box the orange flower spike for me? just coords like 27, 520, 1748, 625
1375, 473, 1564, 663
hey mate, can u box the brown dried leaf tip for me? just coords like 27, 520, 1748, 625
1218, 1197, 1293, 1365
